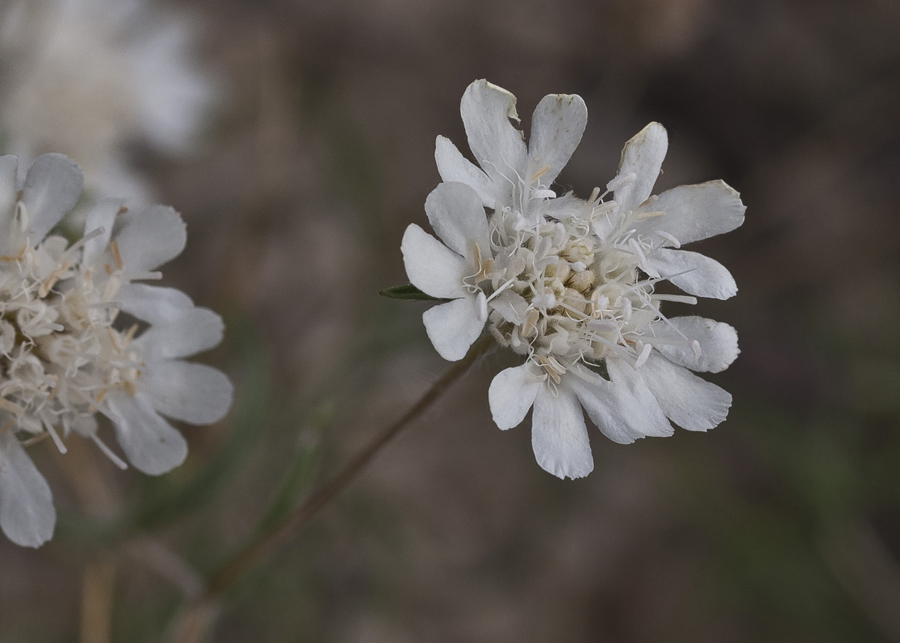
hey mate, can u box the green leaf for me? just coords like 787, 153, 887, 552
253, 402, 331, 537
379, 283, 442, 301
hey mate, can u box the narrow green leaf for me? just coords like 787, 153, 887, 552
253, 402, 331, 536
379, 283, 442, 301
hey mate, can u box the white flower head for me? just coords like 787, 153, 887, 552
403, 80, 744, 480
0, 0, 218, 201
0, 154, 232, 547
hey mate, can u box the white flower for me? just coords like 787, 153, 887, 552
435, 79, 587, 225
403, 80, 744, 480
0, 154, 232, 547
401, 182, 492, 361
0, 0, 217, 201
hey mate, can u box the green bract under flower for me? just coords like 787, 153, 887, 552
403, 80, 744, 480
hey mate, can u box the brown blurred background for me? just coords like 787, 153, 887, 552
2, 0, 900, 641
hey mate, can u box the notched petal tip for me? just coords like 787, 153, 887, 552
466, 79, 521, 122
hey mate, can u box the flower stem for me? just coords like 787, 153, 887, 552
171, 336, 494, 642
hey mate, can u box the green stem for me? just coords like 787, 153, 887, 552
171, 336, 493, 642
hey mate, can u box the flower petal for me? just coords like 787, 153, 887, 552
117, 283, 195, 324
531, 384, 593, 479
435, 136, 497, 208
637, 353, 732, 431
636, 180, 745, 246
529, 93, 587, 188
136, 307, 225, 360
424, 182, 490, 258
605, 358, 675, 438
115, 205, 187, 273
649, 316, 739, 373
615, 122, 668, 215
143, 360, 233, 425
83, 198, 126, 266
566, 367, 645, 444
490, 289, 528, 324
0, 432, 55, 548
401, 224, 467, 299
650, 248, 737, 300
22, 153, 83, 243
0, 155, 19, 234
488, 365, 542, 430
460, 80, 527, 200
422, 296, 484, 361
107, 393, 188, 475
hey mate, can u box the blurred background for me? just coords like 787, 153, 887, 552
1, 0, 899, 641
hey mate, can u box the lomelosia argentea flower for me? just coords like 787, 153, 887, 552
0, 154, 232, 547
402, 80, 744, 479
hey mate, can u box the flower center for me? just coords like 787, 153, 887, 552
482, 198, 665, 376
0, 228, 141, 452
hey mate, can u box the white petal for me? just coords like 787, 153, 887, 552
22, 153, 83, 242
422, 296, 485, 361
649, 248, 737, 300
115, 205, 187, 273
649, 316, 739, 373
136, 307, 224, 360
615, 122, 668, 214
531, 384, 593, 479
605, 358, 675, 438
637, 353, 732, 432
107, 393, 188, 475
535, 192, 587, 222
0, 432, 55, 548
83, 198, 125, 266
0, 155, 19, 234
401, 224, 467, 299
460, 80, 527, 198
529, 93, 587, 188
434, 136, 497, 208
636, 180, 745, 246
424, 182, 491, 258
488, 365, 541, 430
490, 289, 528, 324
117, 283, 195, 324
566, 367, 645, 444
143, 361, 233, 425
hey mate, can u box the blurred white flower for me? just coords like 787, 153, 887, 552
403, 80, 744, 480
0, 154, 232, 547
0, 0, 218, 202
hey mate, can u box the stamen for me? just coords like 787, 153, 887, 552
531, 164, 551, 183
0, 397, 25, 416
476, 292, 488, 322
90, 433, 128, 470
606, 172, 636, 193
110, 240, 123, 271
486, 278, 516, 303
634, 210, 666, 220
656, 231, 681, 248
125, 271, 163, 281
634, 343, 652, 369
43, 422, 68, 454
652, 294, 698, 304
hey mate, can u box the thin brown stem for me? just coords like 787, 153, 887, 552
171, 336, 493, 643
